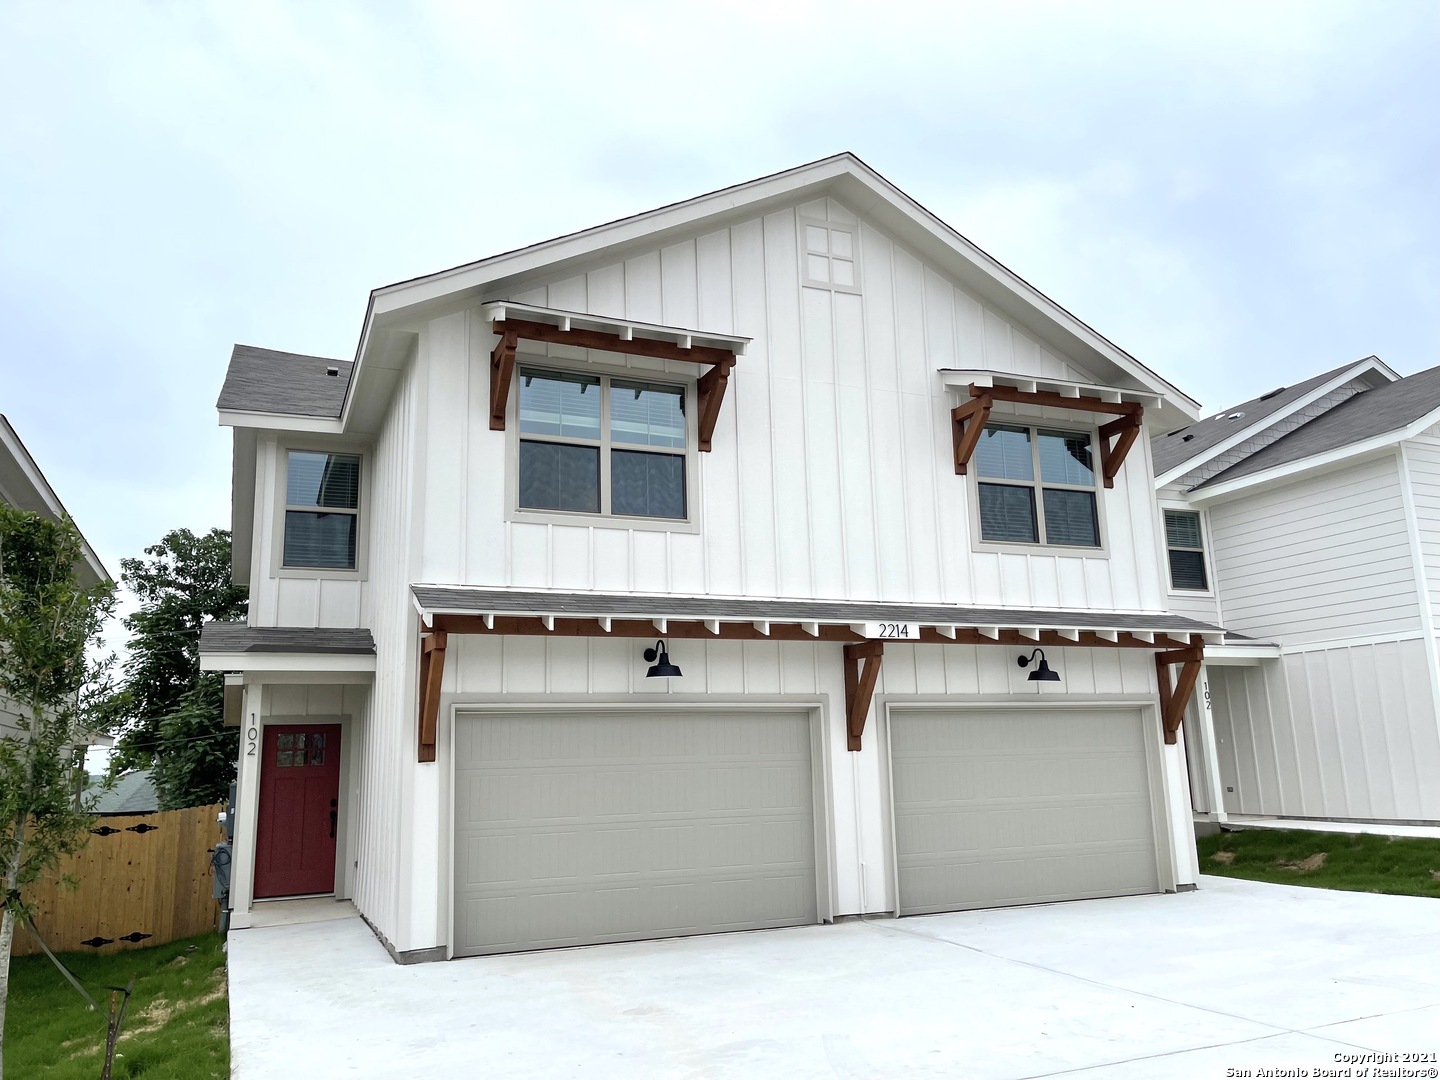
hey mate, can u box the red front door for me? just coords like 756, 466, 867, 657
254, 724, 342, 899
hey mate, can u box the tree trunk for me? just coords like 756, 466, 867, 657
0, 816, 28, 1080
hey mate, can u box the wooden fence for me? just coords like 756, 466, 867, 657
15, 803, 225, 956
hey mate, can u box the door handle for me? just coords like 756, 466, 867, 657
329, 798, 338, 839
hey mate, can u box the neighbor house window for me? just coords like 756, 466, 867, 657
800, 220, 859, 292
975, 424, 1099, 547
518, 368, 687, 520
1165, 510, 1209, 590
283, 451, 360, 569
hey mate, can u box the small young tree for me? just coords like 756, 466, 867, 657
0, 507, 114, 1077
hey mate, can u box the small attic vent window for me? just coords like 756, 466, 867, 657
1258, 387, 1286, 401
325, 366, 340, 377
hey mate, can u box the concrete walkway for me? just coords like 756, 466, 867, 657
228, 877, 1440, 1079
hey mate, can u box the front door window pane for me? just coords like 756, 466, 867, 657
519, 371, 601, 440
519, 441, 600, 512
1042, 489, 1099, 546
975, 426, 1034, 481
612, 450, 685, 518
978, 483, 1038, 542
610, 381, 685, 448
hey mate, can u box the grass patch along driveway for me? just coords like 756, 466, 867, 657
1198, 827, 1440, 898
5, 932, 228, 1080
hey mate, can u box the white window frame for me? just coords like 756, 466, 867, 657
271, 440, 370, 580
1162, 506, 1214, 595
504, 356, 702, 535
968, 419, 1109, 556
799, 217, 861, 294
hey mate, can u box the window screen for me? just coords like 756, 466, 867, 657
284, 451, 360, 569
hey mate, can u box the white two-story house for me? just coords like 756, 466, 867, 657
201, 154, 1220, 963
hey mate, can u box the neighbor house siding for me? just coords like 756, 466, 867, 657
1205, 456, 1421, 645
402, 196, 1169, 616
1401, 433, 1440, 620
1208, 640, 1440, 821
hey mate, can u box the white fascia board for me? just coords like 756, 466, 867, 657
218, 410, 345, 435
1204, 644, 1282, 666
1153, 358, 1396, 489
199, 652, 377, 674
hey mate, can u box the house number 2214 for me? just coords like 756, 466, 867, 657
246, 726, 258, 756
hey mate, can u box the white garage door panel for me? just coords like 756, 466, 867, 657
455, 711, 817, 956
891, 709, 1160, 915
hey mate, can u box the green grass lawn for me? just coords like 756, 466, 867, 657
1198, 827, 1440, 899
4, 932, 228, 1080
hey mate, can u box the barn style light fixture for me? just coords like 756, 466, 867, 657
1017, 648, 1061, 682
643, 639, 682, 679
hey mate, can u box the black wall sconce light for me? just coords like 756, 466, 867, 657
644, 639, 682, 679
1017, 648, 1061, 683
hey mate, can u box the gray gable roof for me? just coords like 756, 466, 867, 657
92, 769, 159, 815
216, 344, 353, 419
1198, 362, 1440, 488
1150, 361, 1364, 478
199, 622, 376, 655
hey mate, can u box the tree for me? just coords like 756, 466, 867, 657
0, 506, 115, 1078
104, 528, 247, 810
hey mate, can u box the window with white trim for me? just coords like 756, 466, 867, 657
517, 367, 687, 520
800, 220, 859, 292
1164, 510, 1209, 590
975, 423, 1100, 547
283, 450, 360, 569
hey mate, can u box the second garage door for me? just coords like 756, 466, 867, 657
454, 709, 818, 956
890, 708, 1161, 916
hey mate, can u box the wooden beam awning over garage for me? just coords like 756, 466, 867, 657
481, 301, 751, 453
941, 370, 1161, 489
410, 586, 1217, 759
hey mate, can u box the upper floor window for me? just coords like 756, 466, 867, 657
801, 220, 859, 293
284, 451, 360, 569
975, 423, 1099, 547
518, 368, 687, 520
1164, 510, 1209, 590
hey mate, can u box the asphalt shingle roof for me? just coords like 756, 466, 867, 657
216, 344, 353, 419
1197, 362, 1440, 488
1150, 361, 1364, 478
199, 623, 376, 655
92, 769, 159, 815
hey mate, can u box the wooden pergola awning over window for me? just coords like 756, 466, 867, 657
411, 585, 1217, 760
942, 371, 1162, 489
480, 301, 751, 453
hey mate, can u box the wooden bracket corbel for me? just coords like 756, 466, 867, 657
1098, 410, 1143, 489
489, 327, 519, 431
843, 641, 885, 751
951, 393, 993, 475
1154, 635, 1203, 745
696, 358, 733, 453
417, 629, 448, 762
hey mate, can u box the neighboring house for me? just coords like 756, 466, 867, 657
91, 769, 160, 815
200, 153, 1224, 964
0, 415, 110, 738
1152, 356, 1440, 826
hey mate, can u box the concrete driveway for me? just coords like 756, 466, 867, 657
227, 877, 1440, 1079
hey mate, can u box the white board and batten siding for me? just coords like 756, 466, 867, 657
400, 195, 1169, 614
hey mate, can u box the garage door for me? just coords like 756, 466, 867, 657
454, 710, 818, 956
890, 709, 1160, 916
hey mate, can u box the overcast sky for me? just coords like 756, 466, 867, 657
3, 0, 1437, 590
